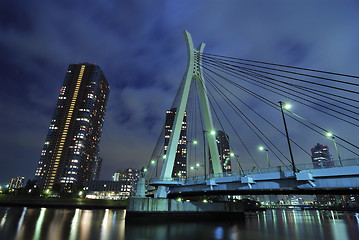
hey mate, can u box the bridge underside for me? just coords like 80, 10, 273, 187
151, 166, 359, 197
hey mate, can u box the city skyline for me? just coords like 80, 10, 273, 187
1, 1, 359, 185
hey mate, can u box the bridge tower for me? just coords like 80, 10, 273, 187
157, 30, 223, 198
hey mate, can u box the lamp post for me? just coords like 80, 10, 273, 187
187, 140, 198, 179
190, 163, 202, 178
202, 130, 215, 179
229, 152, 243, 175
326, 132, 343, 167
279, 101, 297, 173
258, 146, 270, 168
150, 159, 157, 177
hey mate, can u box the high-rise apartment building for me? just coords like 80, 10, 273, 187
310, 142, 334, 168
164, 108, 187, 179
34, 63, 109, 190
209, 130, 231, 174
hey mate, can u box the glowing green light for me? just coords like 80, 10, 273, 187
143, 168, 147, 172
193, 140, 198, 144
196, 163, 200, 167
79, 191, 83, 196
258, 146, 264, 151
230, 152, 235, 157
176, 198, 182, 202
203, 199, 208, 203
151, 160, 156, 164
326, 132, 333, 137
162, 155, 166, 159
190, 166, 194, 170
284, 103, 292, 110
210, 130, 216, 135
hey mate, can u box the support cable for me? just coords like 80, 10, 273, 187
203, 59, 359, 119
201, 52, 359, 80
202, 55, 359, 87
202, 58, 359, 109
203, 71, 291, 165
199, 76, 247, 172
202, 57, 359, 95
202, 61, 359, 128
202, 66, 359, 157
203, 69, 312, 158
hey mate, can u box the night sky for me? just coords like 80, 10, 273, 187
1, 1, 359, 185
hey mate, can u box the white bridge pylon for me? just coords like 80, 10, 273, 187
157, 30, 223, 198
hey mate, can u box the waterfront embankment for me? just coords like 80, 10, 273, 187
0, 195, 127, 209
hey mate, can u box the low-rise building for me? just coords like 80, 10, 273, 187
9, 176, 25, 190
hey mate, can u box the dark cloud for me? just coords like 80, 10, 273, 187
1, 0, 359, 184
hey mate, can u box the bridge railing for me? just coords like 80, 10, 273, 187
295, 158, 359, 171
149, 158, 359, 184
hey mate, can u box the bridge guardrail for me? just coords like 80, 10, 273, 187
149, 158, 359, 184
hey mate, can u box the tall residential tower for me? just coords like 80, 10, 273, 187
164, 108, 187, 179
209, 130, 232, 174
34, 63, 109, 190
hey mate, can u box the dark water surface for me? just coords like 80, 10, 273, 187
0, 207, 358, 240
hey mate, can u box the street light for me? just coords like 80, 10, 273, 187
279, 101, 297, 173
326, 132, 343, 167
191, 163, 202, 177
187, 140, 199, 179
258, 146, 270, 168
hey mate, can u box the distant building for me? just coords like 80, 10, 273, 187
34, 63, 110, 191
315, 195, 338, 206
83, 180, 128, 199
311, 143, 334, 168
112, 168, 140, 196
9, 176, 25, 190
91, 156, 103, 180
84, 168, 140, 200
164, 108, 187, 180
209, 130, 232, 174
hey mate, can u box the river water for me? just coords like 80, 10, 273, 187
0, 207, 358, 240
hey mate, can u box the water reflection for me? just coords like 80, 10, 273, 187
69, 209, 80, 240
0, 207, 359, 240
33, 208, 46, 240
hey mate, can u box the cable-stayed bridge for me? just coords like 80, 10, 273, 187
139, 30, 359, 199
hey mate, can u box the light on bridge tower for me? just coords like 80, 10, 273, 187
157, 30, 223, 198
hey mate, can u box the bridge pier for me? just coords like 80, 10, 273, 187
126, 197, 245, 220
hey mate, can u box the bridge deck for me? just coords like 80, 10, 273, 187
150, 159, 359, 196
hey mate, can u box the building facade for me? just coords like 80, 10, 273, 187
164, 108, 187, 179
83, 169, 140, 200
34, 63, 109, 190
209, 130, 232, 174
91, 156, 103, 180
9, 176, 25, 190
112, 168, 140, 196
310, 142, 334, 168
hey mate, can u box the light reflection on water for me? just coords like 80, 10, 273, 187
0, 207, 358, 240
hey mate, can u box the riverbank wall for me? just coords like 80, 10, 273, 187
126, 197, 245, 220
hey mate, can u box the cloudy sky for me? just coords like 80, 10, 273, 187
1, 1, 359, 184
